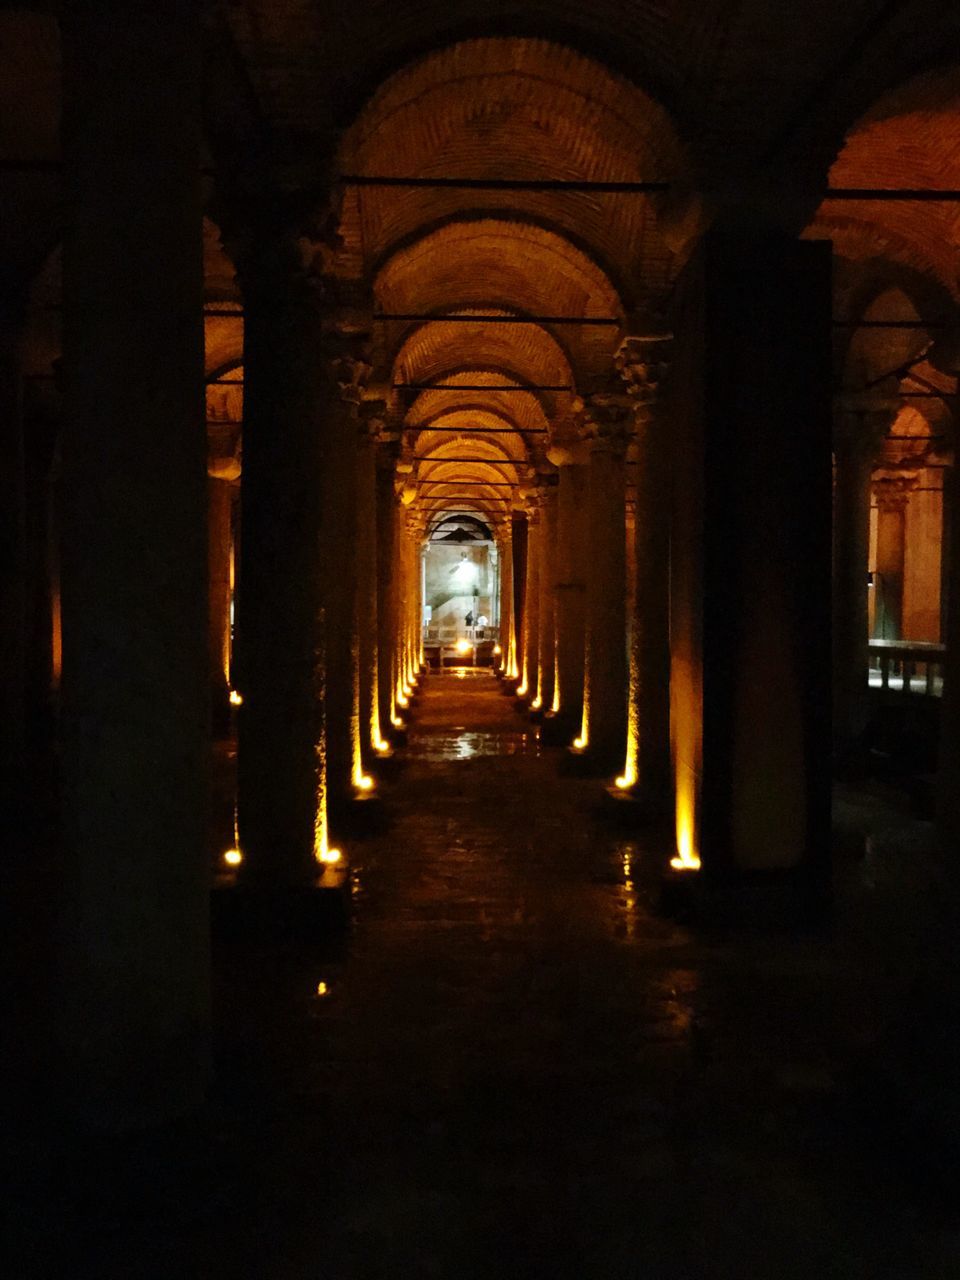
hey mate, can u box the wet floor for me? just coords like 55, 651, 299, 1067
13, 670, 960, 1278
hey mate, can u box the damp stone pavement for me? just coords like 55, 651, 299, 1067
10, 669, 960, 1279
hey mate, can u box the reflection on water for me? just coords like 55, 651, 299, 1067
411, 731, 541, 761
620, 841, 639, 940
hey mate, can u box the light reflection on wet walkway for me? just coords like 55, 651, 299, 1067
202, 670, 954, 1278
35, 670, 954, 1278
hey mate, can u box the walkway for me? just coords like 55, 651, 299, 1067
206, 671, 954, 1278
15, 671, 958, 1278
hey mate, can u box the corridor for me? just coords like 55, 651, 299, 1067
205, 673, 950, 1277
8, 670, 958, 1278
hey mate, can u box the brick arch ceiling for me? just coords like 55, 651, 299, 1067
409, 395, 538, 523
375, 219, 622, 385
414, 421, 531, 493
846, 287, 927, 381
807, 65, 960, 301
415, 425, 529, 462
336, 38, 688, 300
408, 387, 550, 438
404, 369, 548, 520
390, 312, 573, 393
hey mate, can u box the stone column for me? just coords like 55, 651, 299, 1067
415, 520, 426, 671
832, 408, 890, 760
393, 496, 409, 706
519, 503, 541, 699
874, 473, 916, 641
0, 288, 26, 837
323, 349, 371, 806
545, 442, 590, 739
940, 444, 960, 850
357, 407, 386, 760
398, 513, 416, 691
497, 522, 516, 677
616, 335, 673, 809
59, 1, 208, 1128
376, 442, 399, 732
535, 481, 559, 713
670, 224, 832, 888
578, 395, 630, 772
233, 228, 336, 880
207, 476, 234, 731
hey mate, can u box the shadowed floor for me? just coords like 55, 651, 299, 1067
10, 671, 959, 1278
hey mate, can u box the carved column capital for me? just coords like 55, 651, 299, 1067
574, 388, 634, 453
614, 332, 673, 419
833, 377, 900, 457
873, 471, 920, 512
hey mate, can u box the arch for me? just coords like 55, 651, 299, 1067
807, 63, 960, 301
336, 37, 690, 303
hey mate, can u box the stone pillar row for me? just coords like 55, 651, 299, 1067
497, 521, 518, 678
535, 482, 558, 713
577, 392, 630, 772
616, 334, 673, 812
545, 441, 589, 737
58, 0, 209, 1129
518, 503, 541, 698
873, 471, 918, 643
831, 401, 895, 764
40, 43, 960, 1142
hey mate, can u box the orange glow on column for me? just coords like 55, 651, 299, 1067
574, 688, 589, 752
617, 700, 639, 791
312, 726, 339, 867
371, 699, 389, 754
670, 659, 702, 871
223, 800, 243, 867
670, 790, 700, 871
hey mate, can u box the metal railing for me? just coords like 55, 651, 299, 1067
868, 639, 945, 698
423, 624, 499, 645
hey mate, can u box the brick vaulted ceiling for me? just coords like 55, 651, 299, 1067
6, 1, 960, 507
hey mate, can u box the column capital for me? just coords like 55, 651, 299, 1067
615, 332, 673, 418
546, 431, 591, 467
574, 389, 634, 452
833, 377, 900, 455
525, 503, 543, 526
873, 471, 920, 512
227, 205, 375, 347
376, 436, 402, 469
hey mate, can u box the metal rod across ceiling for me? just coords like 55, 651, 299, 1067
377, 313, 620, 326
394, 383, 572, 392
